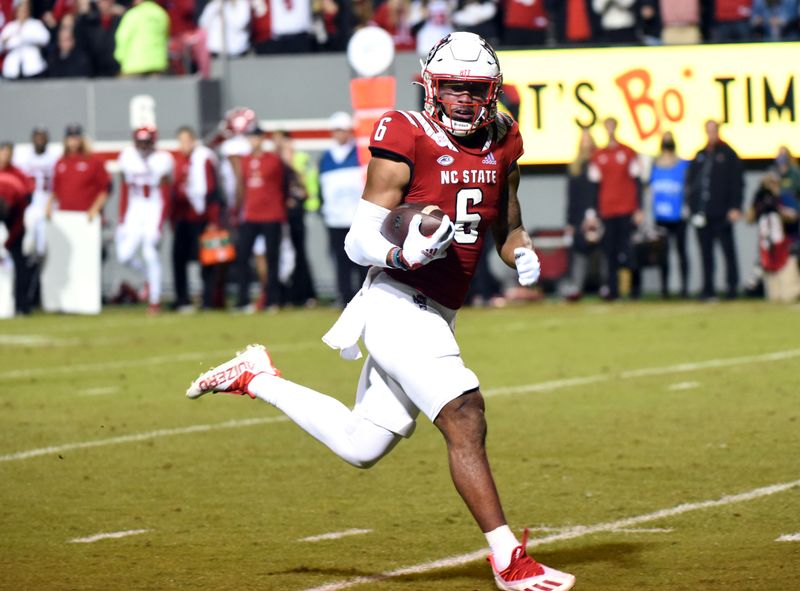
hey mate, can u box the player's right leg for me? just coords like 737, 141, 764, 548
186, 346, 404, 468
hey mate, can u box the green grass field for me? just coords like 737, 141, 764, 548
1, 301, 799, 591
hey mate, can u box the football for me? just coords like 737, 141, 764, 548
381, 203, 446, 246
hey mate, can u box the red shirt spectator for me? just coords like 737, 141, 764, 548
715, 0, 752, 21
371, 0, 415, 52
589, 143, 641, 218
239, 151, 287, 223
503, 0, 548, 30
250, 0, 271, 44
161, 0, 196, 36
51, 126, 110, 217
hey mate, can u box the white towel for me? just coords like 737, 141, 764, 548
322, 267, 382, 360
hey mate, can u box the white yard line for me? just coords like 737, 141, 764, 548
0, 342, 319, 381
78, 387, 120, 397
0, 416, 288, 463
69, 529, 150, 543
2, 348, 798, 463
0, 334, 79, 347
302, 479, 800, 591
299, 529, 373, 543
776, 532, 800, 542
484, 348, 800, 398
666, 381, 700, 392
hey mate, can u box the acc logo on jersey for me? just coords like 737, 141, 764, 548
437, 155, 455, 166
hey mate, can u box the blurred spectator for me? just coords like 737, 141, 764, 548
639, 0, 661, 43
199, 0, 251, 57
41, 0, 79, 31
588, 117, 643, 300
163, 0, 210, 76
371, 0, 416, 51
409, 0, 454, 55
686, 120, 743, 299
592, 0, 639, 43
711, 0, 753, 41
255, 0, 315, 54
48, 124, 109, 221
452, 0, 498, 43
171, 125, 221, 311
562, 128, 601, 301
48, 21, 91, 76
647, 130, 690, 297
318, 111, 366, 306
775, 146, 800, 204
250, 0, 272, 53
273, 130, 318, 307
0, 142, 34, 315
0, 1, 50, 79
751, 0, 798, 40
501, 0, 548, 46
115, 126, 173, 315
235, 125, 288, 312
652, 0, 701, 44
74, 0, 121, 77
315, 0, 359, 52
114, 0, 169, 75
747, 171, 800, 301
550, 0, 595, 44
0, 0, 12, 28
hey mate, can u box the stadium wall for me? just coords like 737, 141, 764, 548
0, 49, 767, 301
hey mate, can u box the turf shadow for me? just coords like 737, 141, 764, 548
266, 542, 648, 587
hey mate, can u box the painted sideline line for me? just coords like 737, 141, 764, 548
69, 529, 150, 543
2, 348, 798, 463
302, 479, 800, 591
0, 334, 79, 347
484, 348, 800, 398
776, 532, 800, 542
0, 416, 288, 463
299, 529, 373, 543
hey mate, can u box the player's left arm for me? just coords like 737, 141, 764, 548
492, 163, 540, 286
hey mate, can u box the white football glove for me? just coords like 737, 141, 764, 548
514, 247, 541, 286
400, 214, 455, 270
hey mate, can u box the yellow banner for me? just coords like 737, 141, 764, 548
499, 43, 800, 165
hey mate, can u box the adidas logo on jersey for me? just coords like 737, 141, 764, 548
482, 152, 497, 165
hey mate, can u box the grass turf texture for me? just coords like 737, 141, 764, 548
0, 301, 798, 591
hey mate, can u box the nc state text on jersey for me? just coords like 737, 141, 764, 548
440, 169, 498, 185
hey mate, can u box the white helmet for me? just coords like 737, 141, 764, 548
421, 32, 502, 136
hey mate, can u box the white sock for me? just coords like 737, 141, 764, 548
247, 373, 401, 468
485, 525, 520, 571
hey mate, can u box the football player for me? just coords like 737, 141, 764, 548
187, 33, 575, 591
115, 125, 173, 315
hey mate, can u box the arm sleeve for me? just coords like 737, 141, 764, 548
343, 199, 399, 268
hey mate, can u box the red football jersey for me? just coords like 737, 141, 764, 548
370, 110, 524, 309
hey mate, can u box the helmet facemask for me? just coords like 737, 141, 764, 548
424, 74, 501, 136
421, 32, 502, 137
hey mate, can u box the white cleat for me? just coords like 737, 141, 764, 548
489, 529, 576, 591
186, 344, 280, 400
